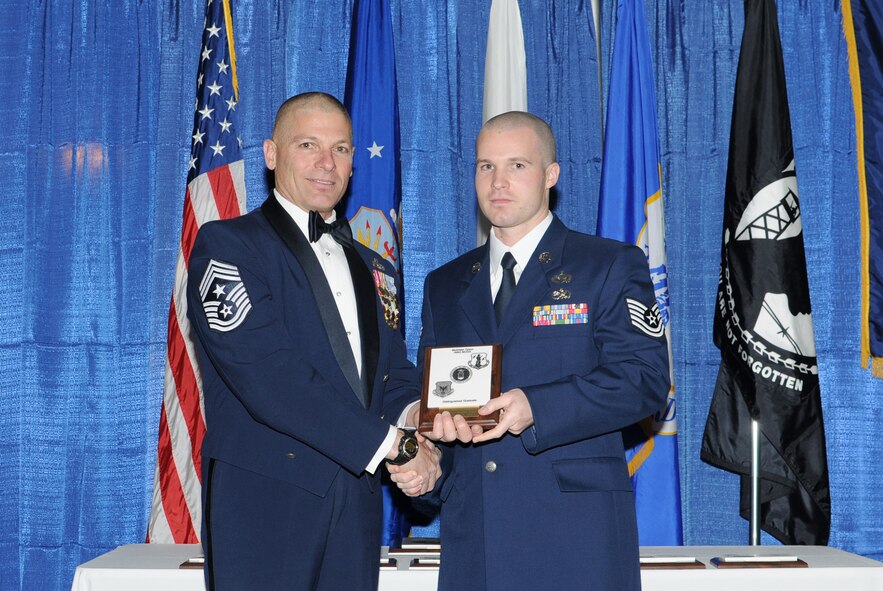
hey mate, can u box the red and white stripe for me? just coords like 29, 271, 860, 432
148, 161, 246, 543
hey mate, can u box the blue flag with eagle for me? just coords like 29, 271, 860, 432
343, 0, 409, 548
596, 0, 683, 545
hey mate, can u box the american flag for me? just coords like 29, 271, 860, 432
148, 0, 246, 543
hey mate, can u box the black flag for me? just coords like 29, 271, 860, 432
700, 0, 831, 546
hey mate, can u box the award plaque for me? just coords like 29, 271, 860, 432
418, 344, 502, 434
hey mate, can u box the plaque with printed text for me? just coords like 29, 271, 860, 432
418, 345, 502, 434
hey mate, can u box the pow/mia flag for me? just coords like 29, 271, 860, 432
199, 259, 252, 332
700, 0, 830, 545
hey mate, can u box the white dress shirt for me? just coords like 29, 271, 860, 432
488, 212, 553, 296
274, 191, 396, 473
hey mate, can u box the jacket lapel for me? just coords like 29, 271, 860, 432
459, 245, 497, 345
351, 246, 382, 409
260, 196, 365, 406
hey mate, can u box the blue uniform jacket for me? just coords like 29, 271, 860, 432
419, 217, 670, 591
187, 197, 419, 499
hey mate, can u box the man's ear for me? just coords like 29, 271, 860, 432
545, 162, 561, 189
263, 139, 277, 170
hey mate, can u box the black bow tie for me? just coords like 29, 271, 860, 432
308, 210, 354, 248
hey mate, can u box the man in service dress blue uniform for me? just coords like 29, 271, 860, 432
187, 92, 440, 591
420, 111, 670, 591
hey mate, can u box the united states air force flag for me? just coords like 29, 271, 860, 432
343, 0, 409, 547
843, 0, 883, 377
596, 0, 683, 545
344, 0, 401, 272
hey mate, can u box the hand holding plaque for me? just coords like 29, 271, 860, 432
418, 345, 502, 434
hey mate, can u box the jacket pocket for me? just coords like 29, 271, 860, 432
552, 457, 633, 493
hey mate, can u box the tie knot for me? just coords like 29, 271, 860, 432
501, 252, 517, 271
308, 210, 354, 248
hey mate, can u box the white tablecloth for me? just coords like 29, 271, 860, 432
71, 543, 883, 591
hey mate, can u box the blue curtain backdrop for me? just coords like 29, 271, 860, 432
0, 1, 879, 589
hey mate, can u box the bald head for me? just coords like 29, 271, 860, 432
272, 92, 352, 141
479, 111, 557, 167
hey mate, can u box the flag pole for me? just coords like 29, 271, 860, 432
749, 419, 761, 545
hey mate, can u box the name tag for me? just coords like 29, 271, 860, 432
532, 303, 588, 326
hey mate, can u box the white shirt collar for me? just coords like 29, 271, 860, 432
488, 212, 554, 275
273, 189, 338, 240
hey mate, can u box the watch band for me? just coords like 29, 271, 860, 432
387, 430, 419, 465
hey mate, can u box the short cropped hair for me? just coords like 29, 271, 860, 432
271, 92, 352, 139
480, 111, 557, 166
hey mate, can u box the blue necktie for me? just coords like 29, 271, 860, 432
494, 252, 517, 325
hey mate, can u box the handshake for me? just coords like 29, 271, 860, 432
385, 388, 534, 497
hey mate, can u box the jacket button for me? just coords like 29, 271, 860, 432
286, 452, 296, 460
383, 374, 389, 382
484, 461, 497, 473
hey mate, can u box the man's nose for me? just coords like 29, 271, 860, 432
315, 148, 335, 170
492, 170, 508, 189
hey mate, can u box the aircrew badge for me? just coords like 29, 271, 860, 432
199, 259, 252, 332
372, 269, 400, 330
625, 297, 664, 338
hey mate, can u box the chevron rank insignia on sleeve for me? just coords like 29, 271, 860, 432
625, 297, 664, 338
199, 259, 252, 332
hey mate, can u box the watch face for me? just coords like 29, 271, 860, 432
403, 436, 419, 457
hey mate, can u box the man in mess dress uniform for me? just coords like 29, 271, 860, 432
188, 92, 440, 591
